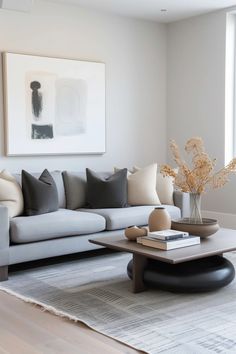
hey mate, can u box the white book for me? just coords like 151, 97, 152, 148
148, 229, 189, 241
138, 235, 200, 250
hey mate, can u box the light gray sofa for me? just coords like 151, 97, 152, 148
0, 171, 190, 281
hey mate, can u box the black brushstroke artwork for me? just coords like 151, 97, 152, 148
30, 81, 42, 119
32, 124, 53, 139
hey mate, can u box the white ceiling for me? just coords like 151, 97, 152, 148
45, 0, 236, 23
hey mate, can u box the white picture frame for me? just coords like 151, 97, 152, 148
3, 52, 106, 155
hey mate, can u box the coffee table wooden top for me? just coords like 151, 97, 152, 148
90, 228, 236, 264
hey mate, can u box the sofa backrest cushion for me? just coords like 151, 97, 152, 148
13, 170, 66, 209
62, 171, 86, 209
62, 171, 112, 210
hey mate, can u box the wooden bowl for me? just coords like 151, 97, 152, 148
124, 226, 147, 241
171, 218, 219, 238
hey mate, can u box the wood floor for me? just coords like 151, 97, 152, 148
0, 291, 142, 354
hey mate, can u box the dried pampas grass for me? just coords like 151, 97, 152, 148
161, 137, 236, 194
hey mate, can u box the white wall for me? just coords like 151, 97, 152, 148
0, 0, 167, 172
167, 9, 236, 216
3, 0, 234, 217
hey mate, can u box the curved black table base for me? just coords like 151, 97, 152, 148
127, 255, 235, 293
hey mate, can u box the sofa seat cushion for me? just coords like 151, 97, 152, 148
10, 209, 106, 244
79, 205, 181, 231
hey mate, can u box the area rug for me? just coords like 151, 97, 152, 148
1, 252, 236, 354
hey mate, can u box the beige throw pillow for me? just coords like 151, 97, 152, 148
116, 164, 161, 206
133, 165, 176, 205
0, 170, 24, 217
156, 173, 174, 205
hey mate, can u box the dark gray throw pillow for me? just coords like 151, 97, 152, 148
86, 168, 128, 208
22, 169, 59, 216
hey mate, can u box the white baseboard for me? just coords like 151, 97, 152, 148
202, 210, 236, 229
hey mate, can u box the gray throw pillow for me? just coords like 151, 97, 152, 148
86, 168, 128, 208
22, 169, 59, 216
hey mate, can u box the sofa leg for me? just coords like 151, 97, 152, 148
0, 266, 8, 281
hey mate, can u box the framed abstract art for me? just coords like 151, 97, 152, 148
3, 53, 106, 155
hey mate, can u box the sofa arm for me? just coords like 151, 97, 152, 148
173, 191, 190, 218
0, 205, 10, 267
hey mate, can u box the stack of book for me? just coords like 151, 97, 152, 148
137, 229, 200, 250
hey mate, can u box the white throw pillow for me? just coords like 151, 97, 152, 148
0, 170, 24, 217
156, 173, 174, 205
116, 164, 161, 206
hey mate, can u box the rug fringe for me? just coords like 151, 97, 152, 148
0, 286, 79, 322
0, 286, 146, 354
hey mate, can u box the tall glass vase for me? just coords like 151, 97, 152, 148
189, 192, 202, 224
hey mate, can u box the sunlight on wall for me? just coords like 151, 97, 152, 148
225, 12, 236, 164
